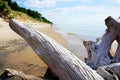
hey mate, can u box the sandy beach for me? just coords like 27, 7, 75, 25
0, 17, 118, 78
0, 18, 88, 77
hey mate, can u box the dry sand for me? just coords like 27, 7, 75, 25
0, 18, 67, 77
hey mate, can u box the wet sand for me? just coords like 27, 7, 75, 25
55, 30, 88, 61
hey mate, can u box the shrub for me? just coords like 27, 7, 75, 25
0, 0, 13, 19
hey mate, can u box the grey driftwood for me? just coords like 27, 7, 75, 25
9, 19, 104, 80
84, 16, 120, 69
8, 16, 120, 80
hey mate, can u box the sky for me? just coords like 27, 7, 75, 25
12, 0, 120, 39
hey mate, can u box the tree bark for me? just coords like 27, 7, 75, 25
97, 63, 120, 80
9, 19, 104, 80
109, 17, 120, 63
2, 68, 45, 80
84, 16, 120, 69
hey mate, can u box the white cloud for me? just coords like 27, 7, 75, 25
41, 5, 120, 28
56, 0, 93, 2
104, 0, 120, 3
81, 0, 93, 2
42, 5, 109, 16
116, 0, 120, 2
42, 5, 120, 39
42, 8, 69, 15
23, 0, 93, 8
24, 0, 56, 8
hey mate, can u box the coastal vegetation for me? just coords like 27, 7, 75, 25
0, 0, 13, 19
0, 0, 52, 24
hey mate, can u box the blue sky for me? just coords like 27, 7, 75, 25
12, 0, 120, 39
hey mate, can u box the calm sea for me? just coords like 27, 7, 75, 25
56, 25, 106, 41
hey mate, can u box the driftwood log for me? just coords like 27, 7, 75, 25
83, 16, 120, 69
97, 63, 120, 80
8, 16, 120, 80
9, 19, 104, 80
0, 68, 45, 80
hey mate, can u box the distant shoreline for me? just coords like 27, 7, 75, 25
54, 24, 105, 41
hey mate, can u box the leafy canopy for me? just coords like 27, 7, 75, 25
0, 0, 53, 24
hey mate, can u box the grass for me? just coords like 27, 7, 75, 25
12, 10, 45, 24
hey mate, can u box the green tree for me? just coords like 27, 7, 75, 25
0, 0, 52, 23
0, 0, 13, 19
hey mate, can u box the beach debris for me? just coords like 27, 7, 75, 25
9, 19, 104, 80
84, 16, 120, 69
9, 16, 120, 80
0, 68, 45, 80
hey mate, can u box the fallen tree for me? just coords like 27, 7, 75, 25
8, 16, 120, 80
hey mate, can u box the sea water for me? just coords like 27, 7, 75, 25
56, 24, 106, 41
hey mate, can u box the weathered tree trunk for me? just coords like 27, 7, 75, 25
106, 16, 120, 63
84, 16, 120, 69
112, 42, 120, 63
2, 68, 45, 80
9, 19, 104, 80
97, 63, 120, 80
